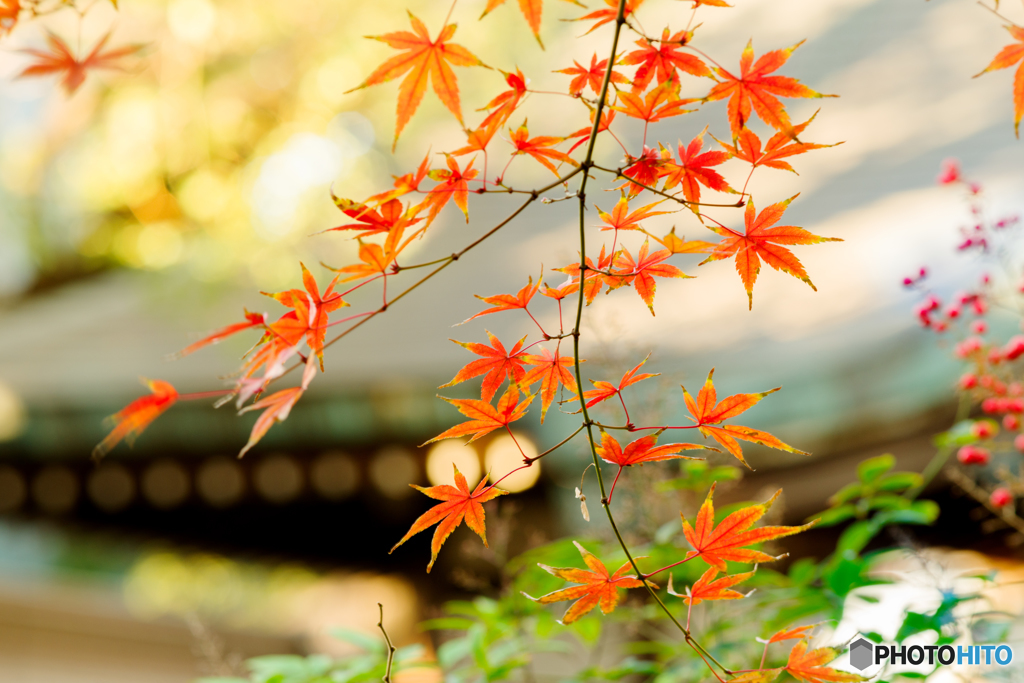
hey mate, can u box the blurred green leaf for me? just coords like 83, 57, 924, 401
858, 454, 895, 484
813, 504, 857, 527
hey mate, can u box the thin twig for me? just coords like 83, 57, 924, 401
377, 603, 396, 683
592, 164, 745, 208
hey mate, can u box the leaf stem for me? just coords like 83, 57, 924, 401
591, 164, 744, 208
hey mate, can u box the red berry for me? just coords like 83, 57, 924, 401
971, 421, 998, 440
1004, 336, 1024, 361
991, 487, 1013, 508
1015, 434, 1024, 452
945, 306, 961, 319
994, 380, 1008, 396
1004, 415, 1020, 431
959, 373, 978, 390
971, 320, 988, 335
982, 398, 1001, 414
1010, 398, 1024, 413
958, 445, 990, 465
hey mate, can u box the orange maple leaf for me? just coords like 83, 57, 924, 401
391, 464, 508, 572
612, 81, 696, 123
93, 379, 178, 458
766, 625, 815, 644
422, 154, 479, 223
556, 245, 622, 304
426, 383, 534, 444
263, 263, 349, 370
173, 310, 267, 359
574, 0, 644, 36
479, 68, 529, 130
667, 566, 754, 605
614, 240, 691, 315
237, 356, 318, 457
328, 241, 399, 282
596, 432, 705, 467
541, 277, 580, 301
704, 40, 834, 138
660, 128, 733, 205
727, 672, 782, 683
582, 355, 659, 408
974, 25, 1024, 138
367, 154, 431, 205
0, 0, 19, 36
712, 112, 839, 174
619, 146, 669, 196
461, 275, 541, 324
597, 196, 670, 232
566, 109, 615, 154
19, 31, 143, 95
681, 368, 806, 466
522, 346, 578, 422
622, 28, 710, 92
346, 13, 483, 148
479, 0, 582, 46
700, 195, 841, 309
556, 53, 628, 96
785, 641, 866, 683
526, 541, 648, 623
649, 227, 718, 255
325, 196, 424, 248
681, 483, 815, 571
441, 331, 530, 402
510, 119, 578, 176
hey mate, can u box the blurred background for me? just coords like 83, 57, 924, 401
0, 0, 1022, 680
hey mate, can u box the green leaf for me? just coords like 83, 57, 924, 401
934, 420, 978, 448
788, 557, 817, 586
874, 500, 938, 527
858, 454, 895, 484
836, 520, 879, 556
330, 629, 386, 653
438, 637, 472, 669
876, 472, 922, 493
866, 494, 910, 511
824, 556, 866, 597
828, 482, 863, 506
419, 617, 476, 631
813, 504, 857, 527
654, 519, 680, 545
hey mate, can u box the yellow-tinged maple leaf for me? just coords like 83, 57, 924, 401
612, 81, 696, 123
0, 0, 20, 36
650, 227, 718, 255
510, 119, 578, 176
666, 566, 754, 605
426, 383, 534, 444
766, 624, 816, 644
525, 541, 649, 623
785, 641, 866, 683
93, 379, 178, 459
712, 112, 840, 174
596, 432, 706, 467
974, 25, 1024, 138
460, 275, 540, 324
346, 13, 484, 149
681, 368, 807, 466
582, 355, 658, 408
327, 241, 400, 282
727, 671, 782, 683
556, 53, 628, 96
700, 195, 841, 310
704, 40, 834, 139
597, 196, 670, 232
237, 355, 318, 457
441, 332, 530, 402
422, 155, 479, 224
480, 0, 583, 47
19, 31, 143, 95
681, 483, 816, 571
391, 464, 508, 572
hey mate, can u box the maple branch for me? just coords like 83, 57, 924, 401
377, 603, 396, 683
526, 424, 585, 463
591, 164, 745, 208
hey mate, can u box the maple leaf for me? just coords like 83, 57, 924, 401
681, 368, 806, 467
785, 641, 866, 683
704, 40, 834, 138
596, 432, 705, 467
392, 464, 508, 572
93, 379, 178, 458
681, 483, 815, 571
597, 196, 670, 232
525, 541, 648, 623
263, 263, 349, 370
614, 240, 691, 315
727, 672, 782, 683
426, 383, 534, 444
556, 245, 620, 303
367, 154, 431, 205
667, 566, 754, 605
622, 28, 710, 92
612, 81, 696, 123
522, 347, 578, 422
0, 0, 19, 36
556, 53, 628, 96
325, 196, 424, 251
582, 355, 659, 408
237, 355, 319, 457
329, 241, 399, 282
574, 0, 644, 36
541, 277, 580, 300
566, 108, 616, 154
346, 13, 483, 148
441, 331, 530, 402
974, 25, 1024, 138
712, 112, 839, 174
173, 310, 267, 359
479, 68, 529, 129
691, 0, 732, 6
479, 0, 581, 46
422, 154, 479, 223
461, 275, 540, 324
510, 119, 578, 176
619, 146, 670, 196
766, 625, 815, 644
660, 128, 734, 205
19, 31, 143, 95
700, 195, 841, 310
650, 227, 718, 255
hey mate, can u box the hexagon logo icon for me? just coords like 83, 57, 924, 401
849, 637, 874, 671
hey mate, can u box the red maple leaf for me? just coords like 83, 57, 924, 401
174, 310, 267, 359
556, 53, 628, 96
263, 263, 350, 370
19, 31, 143, 95
522, 346, 578, 422
93, 379, 178, 458
704, 40, 834, 138
426, 383, 534, 444
510, 119, 578, 176
700, 195, 841, 309
422, 154, 479, 223
566, 108, 616, 154
619, 146, 670, 196
659, 128, 733, 205
526, 541, 649, 623
367, 154, 431, 205
441, 331, 530, 402
612, 81, 696, 123
667, 566, 754, 605
681, 483, 815, 571
573, 0, 644, 36
681, 368, 806, 467
346, 13, 483, 148
597, 196, 670, 232
324, 196, 424, 248
975, 25, 1024, 138
461, 275, 541, 324
582, 355, 659, 409
622, 28, 710, 92
614, 240, 690, 315
556, 245, 622, 304
392, 464, 508, 572
329, 241, 400, 282
596, 432, 705, 467
712, 112, 839, 173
